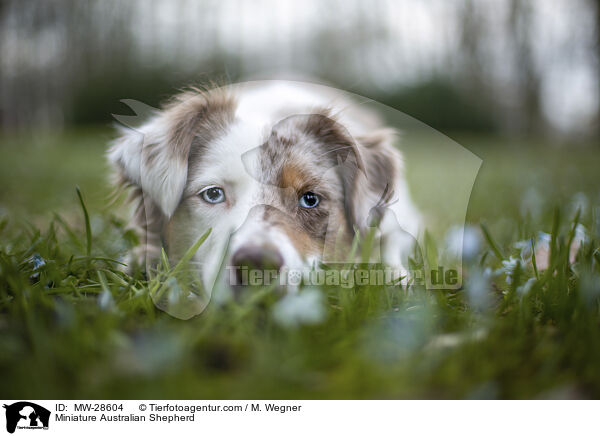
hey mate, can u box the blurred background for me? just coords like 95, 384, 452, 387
0, 0, 599, 221
1, 0, 599, 140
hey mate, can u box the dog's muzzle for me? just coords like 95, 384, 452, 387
230, 244, 284, 287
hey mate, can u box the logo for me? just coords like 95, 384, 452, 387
3, 402, 50, 433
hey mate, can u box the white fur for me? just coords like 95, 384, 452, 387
109, 81, 422, 291
108, 116, 188, 217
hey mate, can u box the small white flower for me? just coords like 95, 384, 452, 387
273, 288, 325, 328
513, 239, 533, 261
570, 192, 589, 216
501, 256, 523, 272
27, 253, 47, 282
500, 256, 525, 284
538, 232, 551, 244
98, 288, 115, 311
445, 225, 481, 261
534, 228, 586, 270
573, 224, 588, 243
533, 232, 551, 270
466, 268, 491, 310
517, 277, 536, 295
27, 253, 46, 270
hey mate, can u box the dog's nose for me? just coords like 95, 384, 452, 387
230, 245, 284, 288
231, 245, 284, 272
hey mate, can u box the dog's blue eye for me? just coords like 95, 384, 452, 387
200, 187, 225, 204
299, 192, 320, 208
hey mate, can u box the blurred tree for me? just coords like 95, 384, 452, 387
0, 0, 597, 140
375, 79, 497, 134
594, 0, 600, 137
508, 0, 543, 136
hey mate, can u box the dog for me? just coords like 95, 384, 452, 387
108, 80, 421, 292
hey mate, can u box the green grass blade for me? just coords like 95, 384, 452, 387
565, 208, 582, 266
531, 238, 539, 279
76, 186, 92, 257
549, 207, 561, 268
480, 221, 504, 260
171, 228, 212, 276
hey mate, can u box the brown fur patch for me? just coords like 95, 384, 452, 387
278, 163, 319, 191
301, 112, 363, 170
279, 163, 304, 190
346, 131, 398, 228
284, 220, 322, 257
142, 87, 237, 169
363, 145, 396, 202
262, 205, 323, 257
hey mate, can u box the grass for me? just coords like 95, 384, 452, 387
0, 129, 599, 399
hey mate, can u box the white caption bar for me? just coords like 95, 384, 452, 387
0, 400, 597, 436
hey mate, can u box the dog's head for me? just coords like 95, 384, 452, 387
109, 83, 404, 289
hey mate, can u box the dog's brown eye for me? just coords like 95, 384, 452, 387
299, 192, 320, 208
199, 186, 226, 204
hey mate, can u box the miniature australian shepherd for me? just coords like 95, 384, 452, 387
108, 80, 421, 291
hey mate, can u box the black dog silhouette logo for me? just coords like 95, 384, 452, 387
3, 402, 50, 433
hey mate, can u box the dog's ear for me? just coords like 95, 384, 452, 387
345, 128, 401, 230
108, 91, 235, 217
108, 118, 184, 217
